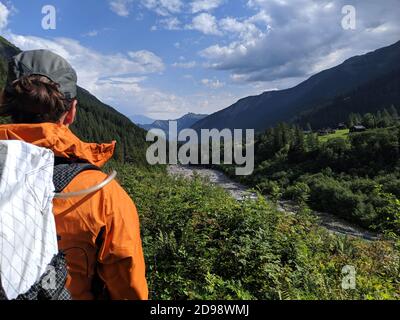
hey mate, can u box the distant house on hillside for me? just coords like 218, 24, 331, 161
318, 128, 336, 136
337, 123, 347, 130
350, 125, 366, 133
318, 130, 328, 136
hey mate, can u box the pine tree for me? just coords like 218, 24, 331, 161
362, 113, 375, 129
389, 105, 398, 119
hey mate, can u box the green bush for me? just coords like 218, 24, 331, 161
113, 164, 400, 300
284, 182, 310, 204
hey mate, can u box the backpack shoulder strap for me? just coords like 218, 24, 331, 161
53, 161, 101, 193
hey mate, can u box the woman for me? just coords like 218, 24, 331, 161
0, 49, 148, 300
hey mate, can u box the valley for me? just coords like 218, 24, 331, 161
1, 34, 399, 300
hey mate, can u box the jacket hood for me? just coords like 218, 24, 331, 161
0, 123, 116, 167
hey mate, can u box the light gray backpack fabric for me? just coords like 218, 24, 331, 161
0, 140, 70, 300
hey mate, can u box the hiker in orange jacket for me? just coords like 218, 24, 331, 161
0, 50, 148, 300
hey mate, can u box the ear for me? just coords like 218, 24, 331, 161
63, 99, 77, 126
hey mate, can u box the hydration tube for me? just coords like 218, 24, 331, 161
54, 170, 118, 199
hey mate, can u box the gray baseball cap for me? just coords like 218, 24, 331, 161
7, 49, 78, 99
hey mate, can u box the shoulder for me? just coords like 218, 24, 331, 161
69, 169, 138, 214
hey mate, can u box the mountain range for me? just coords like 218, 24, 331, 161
129, 114, 155, 125
140, 113, 208, 137
192, 40, 400, 132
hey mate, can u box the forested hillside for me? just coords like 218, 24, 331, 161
295, 69, 400, 129
220, 108, 400, 236
0, 36, 148, 165
72, 87, 148, 164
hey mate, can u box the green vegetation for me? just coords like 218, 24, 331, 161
221, 108, 400, 236
318, 129, 349, 143
71, 88, 149, 165
296, 69, 400, 129
112, 163, 399, 300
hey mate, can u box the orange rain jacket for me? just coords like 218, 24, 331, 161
0, 123, 148, 300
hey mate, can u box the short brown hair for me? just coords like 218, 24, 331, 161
0, 75, 75, 123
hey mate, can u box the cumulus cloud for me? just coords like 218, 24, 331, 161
160, 16, 181, 30
188, 13, 221, 35
201, 78, 225, 89
127, 50, 165, 73
0, 2, 10, 29
109, 0, 134, 17
191, 0, 224, 13
172, 61, 197, 68
97, 76, 145, 94
187, 9, 270, 41
141, 0, 183, 16
199, 0, 400, 85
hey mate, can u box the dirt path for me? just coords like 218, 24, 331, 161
167, 165, 380, 241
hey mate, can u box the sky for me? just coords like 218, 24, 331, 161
0, 0, 399, 120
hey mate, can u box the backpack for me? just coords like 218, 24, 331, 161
0, 140, 98, 300
53, 157, 110, 300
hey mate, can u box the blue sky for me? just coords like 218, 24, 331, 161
0, 0, 399, 119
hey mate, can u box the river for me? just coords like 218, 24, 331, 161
167, 165, 380, 241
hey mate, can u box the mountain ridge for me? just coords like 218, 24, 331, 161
130, 114, 155, 125
192, 40, 400, 132
141, 112, 208, 134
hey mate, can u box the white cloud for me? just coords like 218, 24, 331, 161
109, 0, 134, 17
199, 0, 400, 85
0, 2, 10, 29
97, 76, 145, 93
187, 10, 270, 41
198, 11, 270, 60
201, 78, 225, 89
191, 0, 224, 13
188, 13, 221, 35
82, 30, 99, 37
127, 50, 165, 73
220, 14, 269, 44
141, 0, 183, 16
201, 42, 248, 60
160, 16, 181, 30
172, 61, 197, 68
